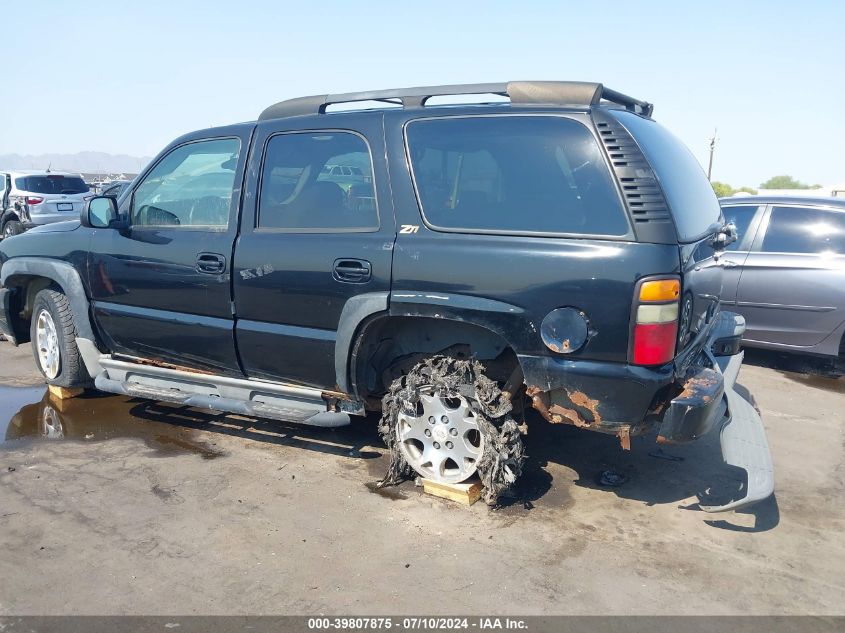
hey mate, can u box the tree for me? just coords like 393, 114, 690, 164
711, 182, 758, 197
759, 175, 813, 189
711, 181, 735, 197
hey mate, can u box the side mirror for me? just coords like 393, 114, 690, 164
710, 221, 738, 250
82, 196, 121, 229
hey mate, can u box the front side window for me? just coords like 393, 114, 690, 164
132, 138, 240, 228
258, 132, 377, 231
761, 206, 845, 255
720, 204, 760, 250
405, 116, 629, 236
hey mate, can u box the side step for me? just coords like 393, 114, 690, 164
95, 356, 358, 428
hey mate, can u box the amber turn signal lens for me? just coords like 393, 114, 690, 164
639, 279, 680, 302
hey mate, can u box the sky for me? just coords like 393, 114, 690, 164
2, 0, 844, 187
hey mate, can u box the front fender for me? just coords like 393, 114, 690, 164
0, 257, 102, 376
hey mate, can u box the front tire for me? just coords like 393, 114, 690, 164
2, 219, 24, 239
378, 355, 525, 505
30, 289, 91, 388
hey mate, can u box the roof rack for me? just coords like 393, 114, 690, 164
258, 81, 653, 121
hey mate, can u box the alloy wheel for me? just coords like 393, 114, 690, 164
35, 309, 61, 380
396, 387, 484, 484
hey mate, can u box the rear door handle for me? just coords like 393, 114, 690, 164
196, 252, 226, 274
333, 258, 371, 283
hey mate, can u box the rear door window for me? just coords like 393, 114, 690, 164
405, 116, 629, 236
611, 111, 721, 242
15, 175, 89, 195
761, 206, 845, 255
258, 131, 378, 231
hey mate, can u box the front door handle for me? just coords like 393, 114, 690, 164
196, 252, 226, 274
333, 258, 372, 283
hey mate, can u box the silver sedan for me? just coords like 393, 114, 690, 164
718, 196, 845, 363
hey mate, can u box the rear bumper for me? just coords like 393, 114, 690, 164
28, 214, 77, 226
651, 312, 774, 512
662, 313, 774, 511
522, 311, 774, 512
700, 350, 775, 512
657, 310, 742, 444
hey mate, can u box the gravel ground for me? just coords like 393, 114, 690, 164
0, 340, 842, 615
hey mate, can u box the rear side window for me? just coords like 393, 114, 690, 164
258, 132, 378, 231
405, 116, 629, 236
762, 206, 845, 255
15, 175, 89, 195
612, 111, 721, 242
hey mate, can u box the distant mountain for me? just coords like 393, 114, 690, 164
0, 151, 152, 175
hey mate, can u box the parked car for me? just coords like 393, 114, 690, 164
719, 196, 845, 368
99, 180, 132, 200
0, 170, 92, 239
0, 81, 772, 510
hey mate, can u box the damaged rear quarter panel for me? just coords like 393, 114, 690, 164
383, 107, 682, 431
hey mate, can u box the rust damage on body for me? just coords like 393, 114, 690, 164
114, 354, 216, 376
676, 372, 719, 403
526, 384, 633, 450
526, 385, 602, 428
545, 338, 571, 354
617, 425, 631, 450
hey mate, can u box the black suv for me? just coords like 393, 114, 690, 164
0, 81, 773, 510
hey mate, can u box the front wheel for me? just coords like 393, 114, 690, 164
2, 220, 24, 239
30, 289, 91, 388
378, 355, 525, 505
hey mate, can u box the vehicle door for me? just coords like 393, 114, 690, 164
87, 127, 252, 374
716, 202, 766, 304
1, 173, 9, 210
735, 204, 845, 347
233, 113, 394, 390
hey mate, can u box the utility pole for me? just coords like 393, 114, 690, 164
707, 128, 717, 181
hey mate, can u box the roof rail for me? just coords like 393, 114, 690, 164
258, 81, 653, 121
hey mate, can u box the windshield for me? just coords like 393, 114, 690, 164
15, 175, 89, 195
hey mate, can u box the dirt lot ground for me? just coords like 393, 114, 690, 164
0, 341, 842, 615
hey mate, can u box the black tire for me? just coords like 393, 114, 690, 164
29, 289, 91, 388
2, 219, 24, 239
377, 355, 525, 505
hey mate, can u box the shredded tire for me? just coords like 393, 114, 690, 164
377, 355, 525, 505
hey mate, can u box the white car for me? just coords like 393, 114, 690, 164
0, 170, 93, 239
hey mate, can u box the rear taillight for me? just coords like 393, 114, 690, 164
631, 278, 680, 366
25, 196, 44, 205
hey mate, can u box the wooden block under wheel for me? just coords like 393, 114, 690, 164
421, 478, 483, 506
47, 385, 84, 401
